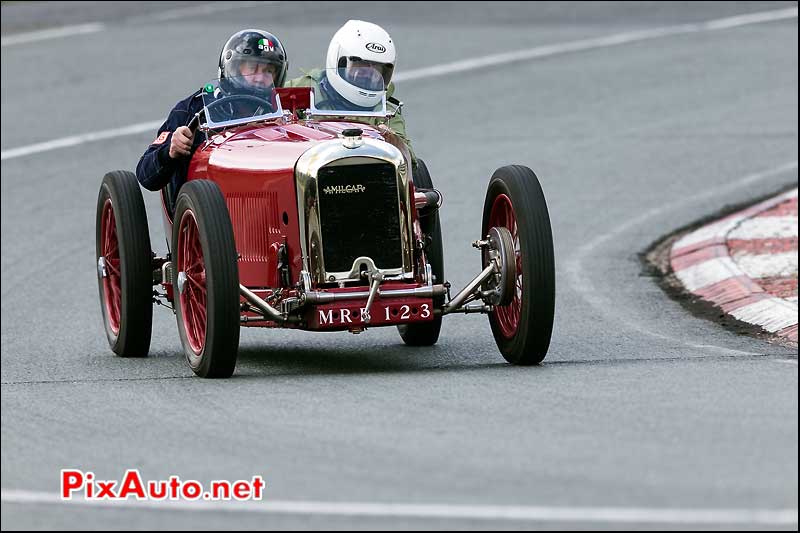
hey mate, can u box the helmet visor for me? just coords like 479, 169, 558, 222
227, 57, 279, 90
338, 57, 394, 91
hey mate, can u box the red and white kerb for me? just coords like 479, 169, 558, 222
670, 188, 798, 343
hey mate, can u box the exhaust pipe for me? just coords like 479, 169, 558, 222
239, 285, 287, 323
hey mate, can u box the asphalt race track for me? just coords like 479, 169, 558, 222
1, 2, 797, 529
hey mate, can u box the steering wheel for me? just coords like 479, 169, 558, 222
204, 94, 275, 122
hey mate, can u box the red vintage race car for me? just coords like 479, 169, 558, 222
95, 78, 555, 378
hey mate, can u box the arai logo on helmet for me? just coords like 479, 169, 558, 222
365, 42, 386, 54
258, 39, 274, 52
323, 185, 367, 195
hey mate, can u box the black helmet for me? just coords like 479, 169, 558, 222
218, 29, 288, 95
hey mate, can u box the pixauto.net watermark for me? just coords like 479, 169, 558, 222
61, 469, 265, 501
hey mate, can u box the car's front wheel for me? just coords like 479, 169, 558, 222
172, 180, 240, 378
482, 165, 555, 364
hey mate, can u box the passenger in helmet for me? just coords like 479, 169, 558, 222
285, 20, 414, 162
136, 29, 288, 195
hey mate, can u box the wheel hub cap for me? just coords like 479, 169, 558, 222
177, 271, 187, 293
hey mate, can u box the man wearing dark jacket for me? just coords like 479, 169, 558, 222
136, 29, 288, 194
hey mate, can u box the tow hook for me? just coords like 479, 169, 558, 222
361, 270, 385, 324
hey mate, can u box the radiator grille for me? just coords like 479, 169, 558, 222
317, 163, 402, 273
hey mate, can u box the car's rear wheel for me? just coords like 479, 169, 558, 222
482, 165, 555, 364
95, 170, 153, 357
398, 159, 444, 346
173, 180, 240, 378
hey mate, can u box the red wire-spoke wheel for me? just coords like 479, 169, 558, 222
177, 210, 207, 354
488, 194, 522, 338
482, 165, 555, 365
95, 171, 153, 357
172, 180, 240, 378
100, 199, 122, 335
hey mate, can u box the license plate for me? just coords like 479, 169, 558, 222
308, 299, 435, 329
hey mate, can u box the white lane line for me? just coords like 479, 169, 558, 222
728, 216, 799, 240
394, 6, 797, 83
702, 7, 800, 29
564, 161, 798, 357
0, 2, 275, 47
1, 490, 796, 525
1, 6, 797, 162
733, 251, 798, 279
140, 1, 274, 23
0, 121, 163, 161
0, 23, 106, 47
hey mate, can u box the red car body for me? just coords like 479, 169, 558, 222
96, 87, 554, 378
160, 90, 436, 333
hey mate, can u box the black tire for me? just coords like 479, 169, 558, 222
482, 165, 555, 365
398, 159, 444, 346
172, 180, 240, 378
95, 170, 153, 357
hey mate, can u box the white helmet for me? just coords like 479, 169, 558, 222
326, 20, 396, 108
